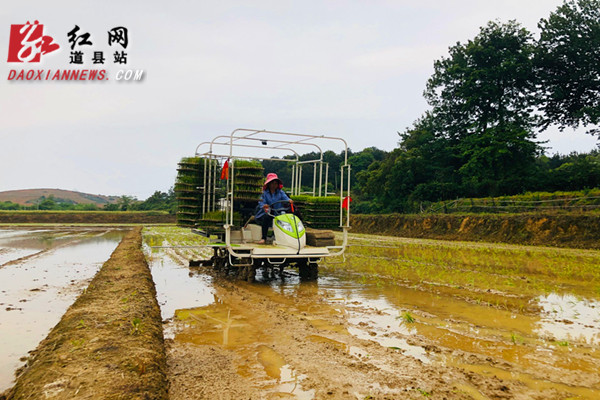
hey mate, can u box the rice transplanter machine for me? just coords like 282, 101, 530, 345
189, 129, 351, 281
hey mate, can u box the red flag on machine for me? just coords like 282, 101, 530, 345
342, 196, 352, 210
220, 159, 229, 180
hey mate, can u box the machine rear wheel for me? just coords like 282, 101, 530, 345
298, 260, 318, 280
309, 262, 318, 280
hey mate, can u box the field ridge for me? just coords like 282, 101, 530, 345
351, 212, 600, 249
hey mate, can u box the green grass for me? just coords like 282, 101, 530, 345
130, 317, 142, 335
424, 189, 600, 214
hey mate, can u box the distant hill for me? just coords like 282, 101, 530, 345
0, 189, 120, 206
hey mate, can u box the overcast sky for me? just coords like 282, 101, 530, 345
1, 1, 597, 199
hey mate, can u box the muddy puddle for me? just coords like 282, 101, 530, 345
0, 227, 126, 391
144, 226, 600, 399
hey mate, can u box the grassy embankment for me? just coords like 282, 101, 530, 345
424, 189, 600, 213
1, 227, 168, 400
0, 210, 175, 224
351, 212, 600, 249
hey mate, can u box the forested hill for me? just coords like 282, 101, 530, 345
0, 189, 118, 206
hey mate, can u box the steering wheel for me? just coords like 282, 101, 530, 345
265, 199, 294, 217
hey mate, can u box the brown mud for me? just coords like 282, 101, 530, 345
164, 274, 551, 400
351, 213, 600, 249
1, 228, 168, 400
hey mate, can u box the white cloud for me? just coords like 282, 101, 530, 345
349, 45, 446, 74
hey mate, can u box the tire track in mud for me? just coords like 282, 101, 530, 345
148, 228, 600, 399
163, 268, 548, 400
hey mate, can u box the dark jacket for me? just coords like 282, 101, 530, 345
256, 188, 290, 219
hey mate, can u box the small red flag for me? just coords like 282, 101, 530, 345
290, 200, 295, 213
220, 159, 229, 180
342, 196, 352, 210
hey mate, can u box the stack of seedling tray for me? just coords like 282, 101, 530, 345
305, 228, 336, 247
175, 157, 219, 227
197, 210, 242, 235
233, 160, 264, 222
175, 157, 202, 227
290, 195, 340, 230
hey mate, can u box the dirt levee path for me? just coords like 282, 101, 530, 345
0, 211, 175, 224
1, 227, 168, 400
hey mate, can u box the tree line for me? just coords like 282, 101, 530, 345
267, 0, 600, 213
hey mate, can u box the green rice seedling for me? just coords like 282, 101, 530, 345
510, 332, 524, 345
179, 157, 202, 165
233, 159, 264, 169
291, 195, 340, 229
175, 156, 222, 227
232, 160, 264, 205
401, 311, 415, 323
339, 232, 600, 317
424, 188, 600, 214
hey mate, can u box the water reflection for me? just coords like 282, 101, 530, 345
0, 228, 121, 266
535, 293, 600, 345
0, 228, 125, 392
144, 245, 214, 322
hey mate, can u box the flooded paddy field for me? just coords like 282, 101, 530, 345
144, 226, 600, 399
0, 227, 126, 391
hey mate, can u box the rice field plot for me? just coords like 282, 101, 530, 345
144, 226, 600, 398
143, 225, 213, 267
322, 233, 600, 397
0, 227, 126, 392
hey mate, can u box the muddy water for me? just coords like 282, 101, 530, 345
0, 228, 126, 391
145, 227, 600, 399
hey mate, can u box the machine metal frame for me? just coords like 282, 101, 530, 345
192, 128, 351, 279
